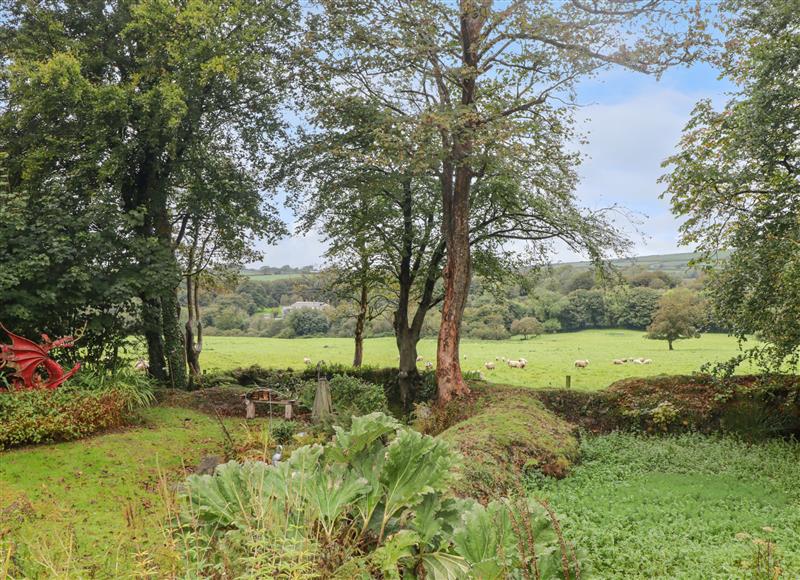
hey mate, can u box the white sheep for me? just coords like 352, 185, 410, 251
574, 359, 589, 368
642, 358, 653, 365
519, 357, 528, 366
134, 358, 149, 372
507, 359, 526, 368
303, 357, 312, 365
632, 358, 645, 365
612, 359, 625, 365
484, 362, 495, 370
416, 355, 424, 362
425, 361, 433, 369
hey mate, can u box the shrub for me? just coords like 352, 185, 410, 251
176, 413, 579, 578
0, 373, 154, 449
300, 374, 388, 427
270, 421, 297, 444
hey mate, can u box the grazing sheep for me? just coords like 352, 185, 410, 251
574, 359, 589, 368
484, 362, 495, 370
642, 358, 653, 365
501, 356, 506, 362
303, 357, 312, 365
507, 359, 526, 368
612, 359, 625, 365
519, 358, 528, 366
495, 356, 499, 361
632, 358, 644, 364
416, 355, 424, 362
134, 357, 149, 372
425, 361, 433, 369
463, 355, 467, 360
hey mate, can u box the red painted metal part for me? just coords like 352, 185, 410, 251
0, 324, 80, 390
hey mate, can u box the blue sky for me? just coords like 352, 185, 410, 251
252, 61, 732, 268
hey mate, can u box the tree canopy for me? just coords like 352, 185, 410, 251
661, 0, 800, 371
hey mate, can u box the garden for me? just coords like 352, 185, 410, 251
1, 0, 799, 578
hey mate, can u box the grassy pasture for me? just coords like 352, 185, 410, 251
201, 329, 755, 390
242, 272, 306, 281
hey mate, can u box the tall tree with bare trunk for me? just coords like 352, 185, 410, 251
310, 0, 709, 401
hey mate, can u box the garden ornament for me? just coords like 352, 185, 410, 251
0, 323, 81, 390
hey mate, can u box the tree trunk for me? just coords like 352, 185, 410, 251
397, 327, 421, 407
353, 281, 367, 367
436, 198, 471, 402
185, 274, 202, 387
162, 288, 187, 389
435, 4, 482, 403
142, 296, 167, 381
668, 339, 674, 350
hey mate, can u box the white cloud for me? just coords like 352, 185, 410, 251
566, 87, 707, 259
251, 82, 723, 268
247, 228, 327, 269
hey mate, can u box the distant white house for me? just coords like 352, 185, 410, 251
281, 301, 330, 316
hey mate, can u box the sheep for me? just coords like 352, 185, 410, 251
425, 361, 433, 369
519, 358, 528, 366
501, 356, 506, 362
612, 359, 625, 365
303, 357, 312, 365
574, 359, 589, 368
632, 358, 644, 364
507, 359, 526, 368
484, 362, 496, 370
642, 358, 653, 365
416, 355, 424, 362
495, 356, 500, 361
134, 357, 149, 372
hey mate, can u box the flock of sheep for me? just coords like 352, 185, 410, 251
299, 354, 652, 370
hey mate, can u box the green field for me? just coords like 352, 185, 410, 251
242, 272, 306, 281
535, 433, 800, 578
201, 329, 755, 390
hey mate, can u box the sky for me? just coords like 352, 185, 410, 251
251, 61, 733, 269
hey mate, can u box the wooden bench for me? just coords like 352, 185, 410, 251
241, 389, 297, 420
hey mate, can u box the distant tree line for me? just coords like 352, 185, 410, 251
195, 265, 711, 346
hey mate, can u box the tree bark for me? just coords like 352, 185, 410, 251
397, 326, 420, 406
434, 2, 483, 403
353, 280, 367, 367
436, 183, 471, 402
162, 287, 187, 389
668, 339, 674, 350
142, 296, 167, 381
185, 273, 202, 386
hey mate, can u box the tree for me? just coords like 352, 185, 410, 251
289, 309, 330, 337
1, 0, 297, 385
511, 317, 542, 340
646, 288, 706, 350
175, 152, 284, 384
315, 0, 709, 402
661, 0, 800, 371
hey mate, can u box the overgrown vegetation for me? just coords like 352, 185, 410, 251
175, 412, 580, 578
433, 386, 580, 500
536, 374, 800, 438
531, 433, 800, 578
0, 369, 155, 449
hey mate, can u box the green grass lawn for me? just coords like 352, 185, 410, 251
0, 408, 280, 577
533, 433, 800, 579
243, 272, 305, 281
201, 329, 755, 390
